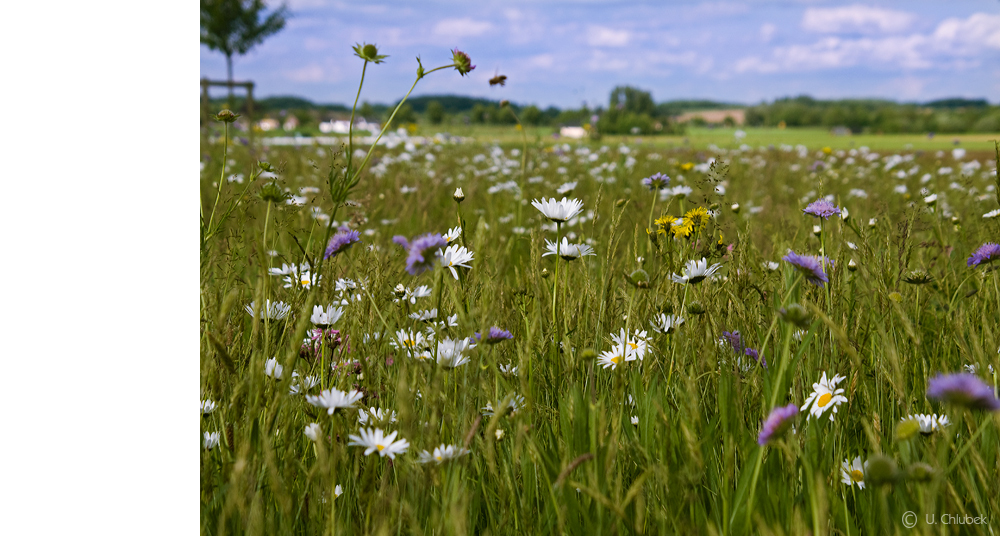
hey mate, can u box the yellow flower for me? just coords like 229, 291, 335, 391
654, 215, 675, 227
685, 207, 711, 232
822, 146, 832, 154
680, 162, 694, 171
670, 218, 694, 238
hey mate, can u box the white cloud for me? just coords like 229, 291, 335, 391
526, 54, 555, 69
587, 26, 630, 47
760, 23, 777, 43
802, 5, 915, 34
285, 64, 328, 83
930, 13, 1000, 53
432, 18, 492, 38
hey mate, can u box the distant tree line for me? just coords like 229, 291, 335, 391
744, 96, 999, 134
208, 91, 998, 135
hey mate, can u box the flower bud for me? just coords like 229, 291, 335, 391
393, 284, 407, 298
902, 270, 933, 285
579, 348, 597, 360
686, 301, 706, 315
259, 181, 289, 203
353, 42, 387, 63
453, 187, 465, 203
812, 225, 822, 237
258, 161, 274, 172
541, 268, 550, 279
626, 269, 650, 289
906, 462, 935, 483
778, 303, 812, 329
214, 109, 241, 123
865, 455, 900, 486
840, 207, 850, 221
868, 218, 877, 228
499, 100, 509, 108
895, 418, 920, 441
848, 259, 858, 272
451, 48, 475, 76
731, 203, 740, 213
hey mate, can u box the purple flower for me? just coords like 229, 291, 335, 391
758, 404, 799, 445
926, 373, 1000, 411
745, 347, 766, 369
484, 326, 513, 344
393, 233, 447, 276
967, 242, 1000, 267
721, 330, 743, 353
451, 48, 475, 76
325, 226, 361, 259
782, 250, 832, 287
803, 198, 841, 219
641, 173, 670, 191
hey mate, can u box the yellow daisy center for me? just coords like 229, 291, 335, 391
435, 455, 442, 461
817, 393, 833, 407
405, 339, 415, 347
611, 355, 621, 364
377, 444, 385, 452
851, 470, 863, 482
628, 342, 639, 350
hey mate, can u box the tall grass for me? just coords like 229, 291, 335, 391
201, 60, 1000, 536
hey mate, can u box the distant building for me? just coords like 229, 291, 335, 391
830, 126, 851, 136
559, 126, 587, 139
282, 116, 299, 131
674, 109, 745, 125
319, 119, 380, 134
257, 118, 280, 131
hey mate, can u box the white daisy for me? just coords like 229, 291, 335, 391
204, 431, 220, 450
392, 329, 431, 355
801, 372, 848, 421
264, 357, 283, 380
531, 197, 584, 223
283, 270, 321, 290
245, 300, 291, 320
348, 427, 410, 459
443, 226, 462, 243
439, 244, 474, 280
670, 258, 722, 285
417, 444, 471, 464
436, 338, 472, 368
840, 456, 867, 489
542, 237, 596, 260
481, 395, 525, 416
650, 313, 684, 334
597, 344, 631, 369
631, 416, 639, 426
983, 209, 1000, 219
358, 407, 398, 425
409, 308, 438, 322
499, 363, 519, 376
201, 399, 217, 415
611, 328, 649, 361
304, 423, 321, 442
305, 388, 364, 414
268, 262, 310, 277
311, 305, 344, 326
901, 413, 950, 434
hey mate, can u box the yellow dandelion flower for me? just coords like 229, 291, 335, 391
654, 215, 675, 227
670, 218, 694, 238
680, 162, 694, 171
685, 207, 711, 232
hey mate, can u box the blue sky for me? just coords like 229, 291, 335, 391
200, 0, 1000, 108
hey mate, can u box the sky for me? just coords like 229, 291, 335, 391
200, 0, 1000, 109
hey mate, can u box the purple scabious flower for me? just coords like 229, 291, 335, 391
803, 198, 841, 219
641, 172, 670, 191
745, 347, 766, 369
325, 226, 361, 259
484, 326, 513, 344
782, 250, 832, 287
926, 373, 1000, 411
966, 242, 1000, 267
451, 48, 475, 76
721, 330, 743, 353
393, 233, 447, 276
758, 404, 799, 445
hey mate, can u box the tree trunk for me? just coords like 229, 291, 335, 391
226, 53, 234, 109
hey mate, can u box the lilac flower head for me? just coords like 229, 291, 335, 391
451, 48, 475, 76
783, 250, 832, 287
967, 242, 1000, 267
926, 373, 1000, 411
803, 198, 842, 219
745, 347, 766, 369
325, 226, 361, 259
393, 233, 447, 276
641, 173, 670, 191
758, 404, 799, 445
721, 330, 743, 353
484, 326, 513, 344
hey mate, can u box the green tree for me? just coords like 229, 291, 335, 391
608, 86, 655, 116
426, 100, 445, 125
358, 101, 375, 120
521, 105, 542, 125
201, 0, 288, 102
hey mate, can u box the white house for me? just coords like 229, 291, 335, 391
319, 119, 380, 134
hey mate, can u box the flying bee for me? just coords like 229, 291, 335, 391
489, 70, 507, 87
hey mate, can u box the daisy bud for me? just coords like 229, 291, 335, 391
840, 207, 850, 221
686, 301, 706, 315
924, 193, 938, 206
778, 303, 811, 329
453, 187, 465, 203
495, 429, 505, 440
895, 418, 920, 441
812, 225, 822, 237
868, 218, 877, 228
541, 268, 550, 279
950, 216, 960, 225
636, 256, 645, 265
906, 462, 934, 483
730, 203, 740, 213
865, 455, 900, 487
848, 259, 857, 272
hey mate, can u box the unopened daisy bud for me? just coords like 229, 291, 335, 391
214, 109, 240, 123
686, 301, 706, 315
868, 218, 877, 228
778, 303, 811, 328
631, 416, 639, 426
453, 187, 465, 203
848, 259, 857, 272
950, 216, 960, 225
541, 268, 550, 279
924, 193, 938, 206
812, 225, 822, 237
730, 203, 740, 213
895, 418, 920, 441
906, 462, 935, 482
495, 429, 505, 440
865, 455, 900, 486
840, 207, 850, 221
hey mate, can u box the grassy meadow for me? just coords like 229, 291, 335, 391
200, 113, 1000, 534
